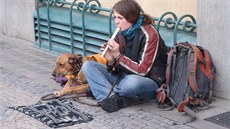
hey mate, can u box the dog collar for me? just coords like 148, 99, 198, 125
73, 56, 82, 75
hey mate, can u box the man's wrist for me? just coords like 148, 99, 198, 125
114, 53, 122, 61
107, 59, 115, 66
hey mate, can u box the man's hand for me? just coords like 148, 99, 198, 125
100, 42, 114, 63
107, 39, 121, 60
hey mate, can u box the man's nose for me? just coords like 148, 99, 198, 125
114, 19, 119, 24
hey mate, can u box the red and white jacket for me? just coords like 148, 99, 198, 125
111, 24, 168, 86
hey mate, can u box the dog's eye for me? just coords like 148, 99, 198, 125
58, 64, 64, 67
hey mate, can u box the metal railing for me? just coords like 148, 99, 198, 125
34, 0, 197, 55
153, 12, 196, 43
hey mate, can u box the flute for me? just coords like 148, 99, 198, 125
101, 27, 120, 57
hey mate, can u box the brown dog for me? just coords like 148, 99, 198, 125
51, 53, 106, 97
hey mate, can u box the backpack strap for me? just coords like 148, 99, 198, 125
178, 97, 197, 118
202, 48, 215, 103
202, 50, 210, 76
208, 75, 214, 103
187, 44, 203, 97
156, 43, 177, 110
165, 47, 174, 84
196, 46, 212, 78
156, 83, 176, 111
188, 44, 214, 102
156, 83, 168, 104
171, 45, 178, 85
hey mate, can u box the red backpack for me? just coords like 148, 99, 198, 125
156, 42, 216, 118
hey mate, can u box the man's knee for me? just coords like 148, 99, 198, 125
116, 81, 140, 97
82, 60, 95, 75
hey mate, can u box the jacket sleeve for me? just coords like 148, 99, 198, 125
115, 25, 160, 76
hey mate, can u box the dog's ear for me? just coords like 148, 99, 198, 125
68, 57, 76, 64
68, 54, 82, 64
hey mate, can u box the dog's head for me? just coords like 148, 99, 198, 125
52, 53, 82, 78
51, 53, 101, 86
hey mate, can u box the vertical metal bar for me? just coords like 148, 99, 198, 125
36, 0, 42, 48
47, 0, 52, 51
70, 0, 78, 54
108, 10, 113, 37
82, 1, 90, 56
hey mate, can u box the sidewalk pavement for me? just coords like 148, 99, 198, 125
0, 34, 229, 129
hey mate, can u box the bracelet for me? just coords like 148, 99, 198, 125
107, 60, 115, 66
114, 53, 122, 61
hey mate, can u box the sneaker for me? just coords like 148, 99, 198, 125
99, 94, 133, 113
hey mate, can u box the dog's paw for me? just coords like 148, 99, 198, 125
53, 91, 61, 97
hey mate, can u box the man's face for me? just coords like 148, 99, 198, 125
113, 10, 132, 31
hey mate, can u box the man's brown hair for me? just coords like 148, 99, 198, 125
112, 0, 154, 25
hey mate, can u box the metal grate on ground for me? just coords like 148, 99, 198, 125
204, 111, 230, 128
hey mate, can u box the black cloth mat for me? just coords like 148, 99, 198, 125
10, 98, 93, 128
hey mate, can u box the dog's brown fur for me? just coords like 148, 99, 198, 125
52, 53, 106, 97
